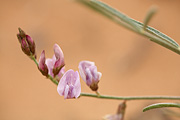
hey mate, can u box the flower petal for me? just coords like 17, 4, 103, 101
38, 50, 48, 76
45, 55, 56, 77
53, 44, 65, 76
57, 69, 81, 99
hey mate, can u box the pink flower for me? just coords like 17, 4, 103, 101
57, 69, 81, 99
53, 44, 65, 76
78, 61, 102, 91
38, 44, 65, 79
45, 55, 65, 79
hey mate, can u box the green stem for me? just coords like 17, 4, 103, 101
80, 92, 180, 101
30, 56, 180, 101
30, 55, 58, 85
30, 55, 38, 66
48, 75, 58, 85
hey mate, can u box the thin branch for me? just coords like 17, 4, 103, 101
31, 56, 180, 101
80, 92, 180, 101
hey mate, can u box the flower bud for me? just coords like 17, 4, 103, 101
57, 69, 81, 99
17, 28, 26, 41
38, 50, 48, 77
104, 101, 126, 120
26, 35, 35, 55
17, 28, 36, 56
53, 44, 65, 76
21, 38, 31, 56
17, 34, 22, 43
78, 61, 102, 91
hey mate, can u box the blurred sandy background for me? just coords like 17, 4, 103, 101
0, 0, 180, 120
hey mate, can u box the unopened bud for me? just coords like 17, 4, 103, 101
17, 28, 36, 56
38, 50, 48, 77
26, 35, 35, 55
17, 34, 22, 43
117, 101, 126, 117
103, 101, 126, 120
21, 38, 31, 56
18, 28, 26, 39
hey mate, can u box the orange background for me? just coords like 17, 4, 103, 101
0, 0, 180, 120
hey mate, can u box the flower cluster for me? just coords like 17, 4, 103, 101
17, 28, 36, 57
17, 28, 102, 99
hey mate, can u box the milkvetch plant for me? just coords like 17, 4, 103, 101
17, 0, 180, 119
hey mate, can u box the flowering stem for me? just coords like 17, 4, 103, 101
80, 92, 180, 101
30, 56, 180, 101
30, 55, 59, 85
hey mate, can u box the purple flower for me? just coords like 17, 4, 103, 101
57, 69, 81, 99
53, 44, 65, 76
45, 44, 65, 78
38, 50, 48, 77
38, 44, 65, 79
78, 61, 102, 91
45, 55, 65, 79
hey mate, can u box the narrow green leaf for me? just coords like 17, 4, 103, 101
143, 103, 180, 112
76, 0, 180, 54
89, 0, 179, 48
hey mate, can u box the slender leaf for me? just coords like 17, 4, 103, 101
143, 103, 180, 112
76, 0, 180, 54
